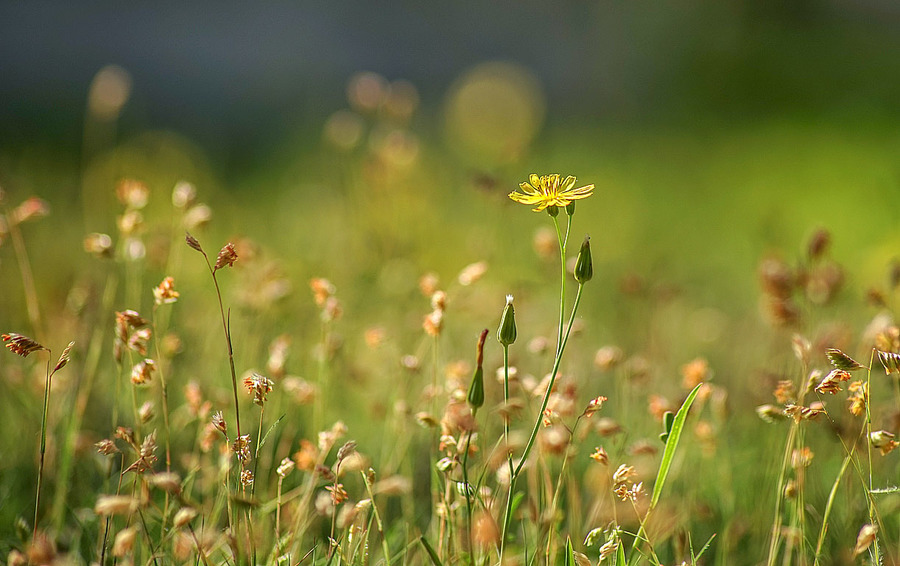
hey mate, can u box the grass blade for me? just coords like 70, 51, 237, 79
419, 535, 444, 566
651, 383, 702, 509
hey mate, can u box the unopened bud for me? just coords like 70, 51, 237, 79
467, 366, 485, 411
497, 295, 517, 346
574, 235, 593, 284
467, 329, 488, 411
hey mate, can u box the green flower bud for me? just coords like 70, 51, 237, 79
574, 235, 593, 284
565, 201, 576, 216
546, 205, 559, 217
467, 329, 489, 411
467, 366, 484, 411
497, 295, 517, 346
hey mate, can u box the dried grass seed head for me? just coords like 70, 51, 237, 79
130, 359, 156, 385
153, 276, 179, 305
214, 242, 238, 271
825, 348, 864, 372
1, 333, 46, 357
243, 372, 274, 405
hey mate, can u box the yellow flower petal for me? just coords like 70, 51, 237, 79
509, 174, 594, 212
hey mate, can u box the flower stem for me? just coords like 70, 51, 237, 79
513, 283, 584, 479
499, 344, 514, 562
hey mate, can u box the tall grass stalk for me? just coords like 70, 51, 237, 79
34, 355, 54, 540
862, 349, 881, 564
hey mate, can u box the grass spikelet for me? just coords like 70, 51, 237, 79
825, 348, 865, 371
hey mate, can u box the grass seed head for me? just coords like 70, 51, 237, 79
153, 276, 179, 305
276, 457, 296, 478
878, 350, 900, 374
1, 333, 46, 357
213, 242, 238, 271
95, 495, 140, 516
243, 372, 274, 405
826, 348, 864, 372
853, 524, 878, 557
173, 507, 198, 529
130, 359, 156, 385
106, 529, 132, 560
96, 439, 119, 455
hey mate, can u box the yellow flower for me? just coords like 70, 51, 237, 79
508, 174, 594, 212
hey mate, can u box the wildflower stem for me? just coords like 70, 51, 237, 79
499, 343, 514, 562
546, 418, 582, 564
461, 426, 475, 566
551, 215, 569, 359
513, 283, 584, 480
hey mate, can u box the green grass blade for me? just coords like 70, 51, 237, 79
419, 535, 444, 566
650, 383, 702, 509
258, 413, 285, 450
615, 537, 627, 566
564, 536, 575, 566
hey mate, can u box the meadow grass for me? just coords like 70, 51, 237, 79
1, 80, 900, 566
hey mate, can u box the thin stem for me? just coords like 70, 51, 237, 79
461, 424, 476, 566
188, 524, 213, 566
513, 283, 585, 479
813, 441, 857, 563
766, 421, 798, 566
34, 355, 53, 539
551, 215, 568, 359
151, 311, 174, 536
361, 470, 392, 566
499, 344, 513, 560
863, 348, 881, 564
545, 418, 582, 563
5, 206, 44, 340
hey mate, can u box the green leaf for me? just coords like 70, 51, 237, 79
651, 383, 702, 509
564, 536, 575, 566
258, 414, 285, 450
419, 535, 443, 566
615, 538, 627, 566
